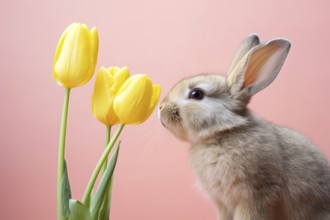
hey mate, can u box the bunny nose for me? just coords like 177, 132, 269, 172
159, 105, 163, 110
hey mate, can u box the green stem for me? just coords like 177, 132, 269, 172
57, 88, 71, 220
82, 123, 125, 205
102, 126, 111, 173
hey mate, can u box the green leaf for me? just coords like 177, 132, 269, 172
61, 160, 72, 219
98, 177, 114, 220
90, 143, 120, 220
69, 199, 91, 220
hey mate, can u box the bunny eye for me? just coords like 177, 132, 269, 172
188, 88, 205, 100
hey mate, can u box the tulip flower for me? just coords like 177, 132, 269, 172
91, 66, 130, 126
82, 74, 161, 206
53, 22, 99, 220
53, 23, 162, 220
113, 74, 161, 124
52, 23, 99, 88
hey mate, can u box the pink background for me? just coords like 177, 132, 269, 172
1, 0, 330, 219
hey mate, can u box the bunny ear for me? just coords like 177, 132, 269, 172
227, 34, 260, 74
227, 38, 291, 96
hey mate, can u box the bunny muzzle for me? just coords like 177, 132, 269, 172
158, 101, 188, 141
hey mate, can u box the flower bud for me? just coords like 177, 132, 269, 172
92, 66, 130, 125
113, 74, 161, 124
53, 23, 99, 88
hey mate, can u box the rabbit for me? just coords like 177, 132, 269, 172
158, 34, 330, 220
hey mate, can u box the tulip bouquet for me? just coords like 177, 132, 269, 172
53, 23, 161, 220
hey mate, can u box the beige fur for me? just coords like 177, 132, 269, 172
159, 35, 330, 220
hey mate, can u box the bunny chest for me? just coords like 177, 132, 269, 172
189, 143, 250, 210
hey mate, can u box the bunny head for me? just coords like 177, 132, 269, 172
159, 35, 291, 143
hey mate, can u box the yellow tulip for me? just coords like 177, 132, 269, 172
52, 23, 99, 88
113, 74, 161, 125
91, 66, 130, 125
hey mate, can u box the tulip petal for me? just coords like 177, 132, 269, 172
145, 84, 161, 119
58, 24, 85, 87
114, 74, 153, 124
112, 67, 130, 92
90, 27, 99, 75
67, 25, 93, 87
92, 67, 119, 125
108, 66, 118, 75
53, 23, 76, 77
53, 24, 77, 88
